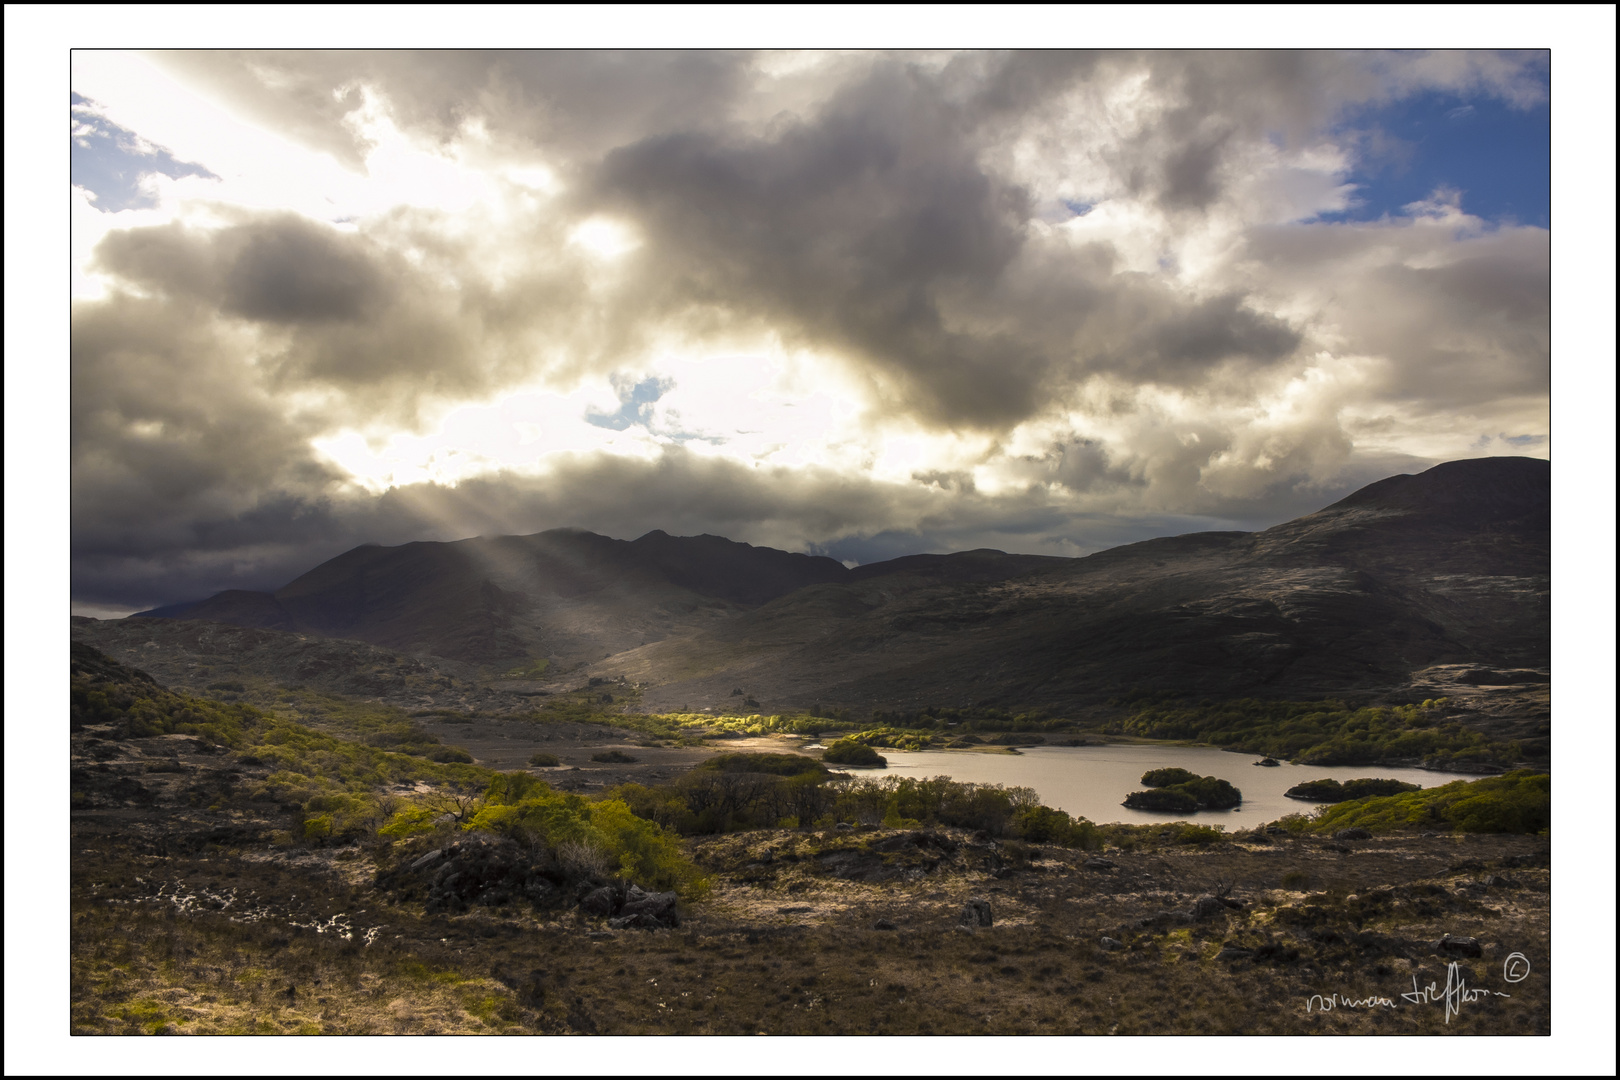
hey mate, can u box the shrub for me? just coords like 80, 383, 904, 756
590, 750, 638, 764
698, 752, 829, 777
1286, 777, 1421, 802
1284, 779, 1345, 802
1170, 823, 1225, 846
1140, 767, 1200, 788
1012, 804, 1102, 849
528, 751, 561, 767
1123, 788, 1199, 813
1341, 777, 1421, 800
1123, 772, 1241, 811
823, 739, 887, 767
1310, 770, 1549, 835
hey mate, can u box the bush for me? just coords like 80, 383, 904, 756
1123, 788, 1199, 813
528, 751, 561, 767
1342, 777, 1422, 800
1123, 772, 1241, 811
1284, 779, 1345, 802
1286, 777, 1421, 802
698, 752, 829, 777
1310, 770, 1549, 835
823, 739, 887, 767
1012, 804, 1102, 849
1140, 767, 1200, 788
590, 750, 638, 764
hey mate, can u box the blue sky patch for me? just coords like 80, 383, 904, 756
72, 92, 217, 211
585, 375, 675, 431
1323, 86, 1549, 227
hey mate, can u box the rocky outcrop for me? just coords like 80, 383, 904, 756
959, 898, 993, 928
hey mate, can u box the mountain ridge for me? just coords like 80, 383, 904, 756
129, 457, 1548, 715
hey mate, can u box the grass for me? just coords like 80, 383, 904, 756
69, 644, 1553, 1037
71, 826, 1550, 1036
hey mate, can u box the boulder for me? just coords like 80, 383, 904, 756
873, 919, 897, 931
409, 848, 445, 871
1216, 945, 1254, 960
618, 884, 679, 928
1434, 934, 1483, 958
1189, 896, 1230, 920
835, 822, 855, 832
580, 885, 619, 917
1083, 857, 1117, 870
1333, 827, 1374, 841
959, 898, 994, 928
1099, 936, 1125, 951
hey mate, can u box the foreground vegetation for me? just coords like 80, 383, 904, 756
71, 645, 1551, 1036
481, 686, 1532, 774
1103, 697, 1523, 770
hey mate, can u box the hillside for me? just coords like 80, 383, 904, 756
124, 458, 1548, 722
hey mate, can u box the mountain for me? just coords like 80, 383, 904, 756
132, 457, 1548, 714
136, 528, 853, 666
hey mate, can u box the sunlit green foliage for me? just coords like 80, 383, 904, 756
822, 739, 887, 767
1107, 697, 1520, 767
1308, 771, 1549, 835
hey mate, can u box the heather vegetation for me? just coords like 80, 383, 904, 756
1309, 771, 1550, 835
1123, 770, 1242, 812
1106, 697, 1524, 769
821, 738, 887, 767
1283, 777, 1422, 802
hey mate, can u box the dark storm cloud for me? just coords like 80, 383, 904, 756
95, 214, 392, 324
590, 61, 1048, 429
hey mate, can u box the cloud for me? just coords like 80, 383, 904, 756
68, 50, 1551, 612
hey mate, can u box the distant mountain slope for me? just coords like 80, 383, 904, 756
596, 457, 1548, 713
131, 457, 1548, 713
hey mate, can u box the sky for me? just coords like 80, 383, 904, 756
49, 46, 1569, 616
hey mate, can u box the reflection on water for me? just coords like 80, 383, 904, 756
830, 744, 1468, 826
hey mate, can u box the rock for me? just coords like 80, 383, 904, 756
1322, 842, 1351, 853
409, 848, 444, 871
618, 884, 679, 928
1099, 936, 1125, 951
1420, 831, 1438, 838
1254, 757, 1280, 767
873, 919, 897, 930
1252, 942, 1301, 964
835, 822, 855, 832
1434, 934, 1483, 958
959, 898, 993, 928
1083, 857, 1117, 870
580, 885, 619, 917
1137, 910, 1191, 929
1216, 945, 1254, 960
1485, 874, 1519, 888
1333, 827, 1373, 840
777, 905, 814, 915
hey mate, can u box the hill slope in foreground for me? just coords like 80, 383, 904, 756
111, 457, 1547, 725
69, 645, 1551, 1036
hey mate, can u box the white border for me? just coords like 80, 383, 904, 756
8, 6, 1614, 1076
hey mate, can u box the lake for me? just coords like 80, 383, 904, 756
828, 744, 1467, 826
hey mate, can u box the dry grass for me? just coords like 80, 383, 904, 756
71, 827, 1550, 1036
